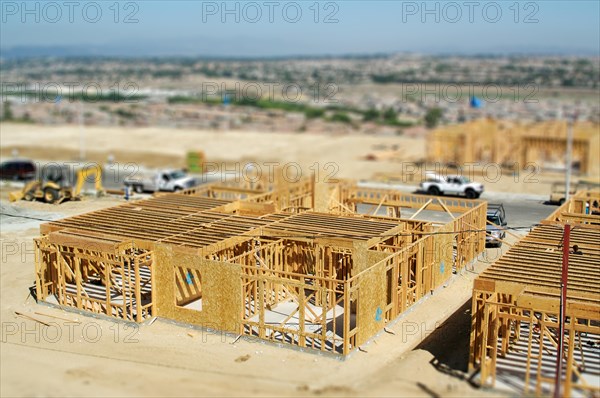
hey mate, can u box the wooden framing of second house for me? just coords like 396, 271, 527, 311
469, 191, 600, 396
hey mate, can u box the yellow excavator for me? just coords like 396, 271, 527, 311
9, 166, 104, 204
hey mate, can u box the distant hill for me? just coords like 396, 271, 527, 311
1, 42, 598, 60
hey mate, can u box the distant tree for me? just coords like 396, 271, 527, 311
304, 107, 325, 119
424, 107, 443, 129
329, 112, 352, 124
2, 101, 14, 121
383, 107, 397, 123
363, 108, 380, 122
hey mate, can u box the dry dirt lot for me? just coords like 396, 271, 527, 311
0, 122, 522, 396
0, 123, 421, 179
0, 123, 566, 195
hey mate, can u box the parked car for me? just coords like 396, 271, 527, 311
419, 173, 484, 199
0, 159, 36, 181
486, 204, 507, 248
124, 169, 196, 193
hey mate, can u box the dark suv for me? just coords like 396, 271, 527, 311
0, 159, 36, 181
486, 204, 507, 248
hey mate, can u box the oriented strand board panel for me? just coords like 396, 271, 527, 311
368, 250, 390, 269
352, 241, 390, 276
356, 263, 387, 347
153, 244, 242, 332
313, 181, 333, 212
432, 222, 454, 288
352, 241, 371, 275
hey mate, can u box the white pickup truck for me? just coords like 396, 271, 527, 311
419, 173, 484, 199
124, 169, 196, 193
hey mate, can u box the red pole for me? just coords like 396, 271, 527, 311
554, 224, 570, 398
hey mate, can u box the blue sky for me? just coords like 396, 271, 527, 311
1, 1, 599, 56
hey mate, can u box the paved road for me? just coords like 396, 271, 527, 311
357, 181, 558, 228
499, 196, 556, 230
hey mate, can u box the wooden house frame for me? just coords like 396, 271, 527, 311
469, 191, 600, 395
34, 179, 486, 355
427, 119, 600, 175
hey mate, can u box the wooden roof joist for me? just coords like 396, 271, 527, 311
476, 223, 600, 305
259, 212, 402, 241
47, 230, 126, 253
39, 190, 407, 254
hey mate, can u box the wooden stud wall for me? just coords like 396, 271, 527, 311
35, 233, 153, 322
468, 192, 600, 396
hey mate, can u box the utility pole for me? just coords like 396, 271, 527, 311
79, 100, 85, 160
564, 114, 576, 202
554, 223, 571, 398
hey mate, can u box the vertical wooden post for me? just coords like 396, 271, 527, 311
480, 303, 490, 386
415, 243, 422, 299
134, 256, 142, 322
75, 255, 82, 309
468, 294, 480, 373
536, 321, 545, 395
343, 282, 350, 355
490, 305, 499, 385
401, 249, 409, 312
392, 255, 399, 317
524, 312, 535, 393
564, 321, 576, 394
554, 223, 570, 398
299, 276, 305, 347
34, 241, 42, 301
105, 262, 112, 317
150, 252, 156, 316
258, 267, 265, 339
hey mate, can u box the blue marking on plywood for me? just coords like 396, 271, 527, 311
375, 307, 383, 321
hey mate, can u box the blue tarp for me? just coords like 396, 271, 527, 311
470, 96, 483, 108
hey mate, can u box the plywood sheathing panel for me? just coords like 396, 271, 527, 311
313, 180, 334, 213
356, 262, 387, 347
432, 221, 455, 288
153, 244, 241, 332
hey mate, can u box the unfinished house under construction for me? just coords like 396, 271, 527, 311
427, 119, 600, 175
469, 191, 600, 396
34, 177, 486, 355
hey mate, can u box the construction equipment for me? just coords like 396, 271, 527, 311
9, 166, 104, 204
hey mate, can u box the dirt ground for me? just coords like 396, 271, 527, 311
0, 195, 513, 398
0, 123, 420, 177
0, 123, 569, 195
0, 122, 521, 396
